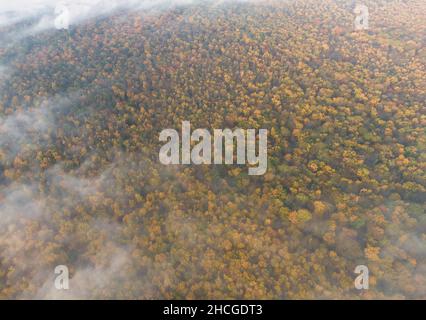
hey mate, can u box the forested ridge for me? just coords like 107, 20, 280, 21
0, 0, 425, 299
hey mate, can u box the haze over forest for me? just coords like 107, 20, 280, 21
0, 0, 425, 299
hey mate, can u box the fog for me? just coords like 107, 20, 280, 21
0, 0, 424, 300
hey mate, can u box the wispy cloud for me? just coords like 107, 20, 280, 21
0, 0, 196, 29
0, 95, 75, 163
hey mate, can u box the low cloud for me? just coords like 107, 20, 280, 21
0, 95, 76, 163
0, 155, 130, 299
0, 0, 198, 32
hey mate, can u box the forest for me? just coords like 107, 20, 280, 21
0, 0, 425, 299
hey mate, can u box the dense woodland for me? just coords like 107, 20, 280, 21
0, 0, 425, 299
